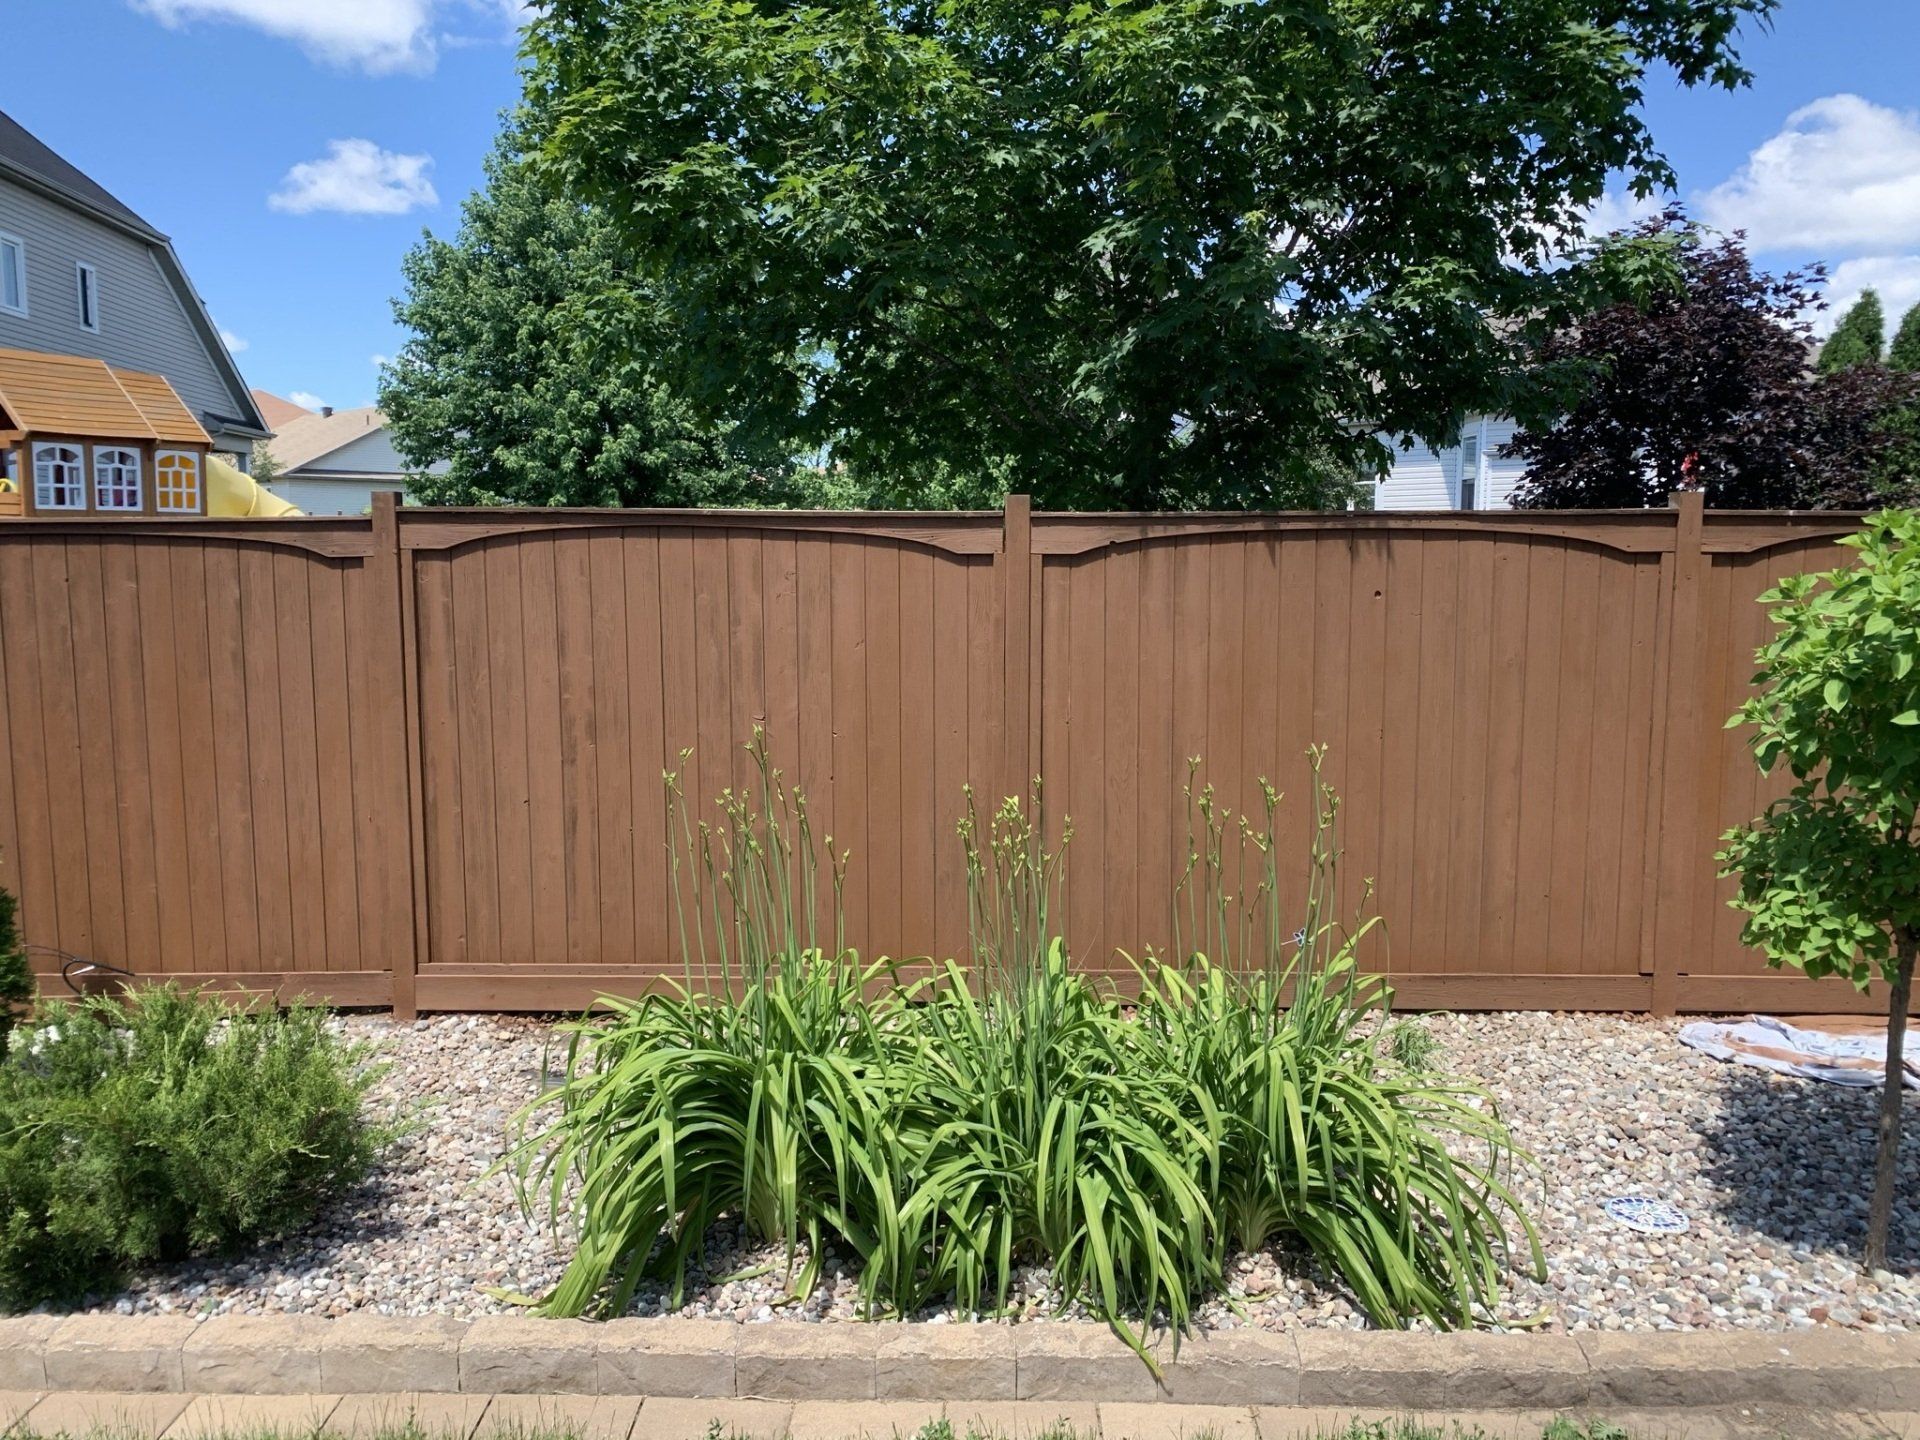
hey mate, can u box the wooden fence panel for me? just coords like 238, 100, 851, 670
0, 500, 1881, 1014
401, 512, 1003, 1006
1693, 527, 1862, 980
0, 519, 405, 1003
1029, 518, 1676, 1002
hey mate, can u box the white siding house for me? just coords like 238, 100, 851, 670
258, 400, 442, 515
1371, 415, 1528, 511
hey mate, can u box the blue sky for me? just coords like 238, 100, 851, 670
5, 0, 1919, 414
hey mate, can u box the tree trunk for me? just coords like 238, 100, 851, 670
1866, 931, 1918, 1272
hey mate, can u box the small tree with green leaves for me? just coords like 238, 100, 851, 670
1819, 290, 1887, 373
1720, 510, 1920, 1270
0, 882, 32, 1051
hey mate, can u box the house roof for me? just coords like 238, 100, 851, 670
266, 406, 389, 473
0, 347, 208, 444
0, 111, 159, 240
251, 389, 314, 430
0, 108, 267, 443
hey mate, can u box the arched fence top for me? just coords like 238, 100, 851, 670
1029, 508, 1686, 557
0, 513, 376, 558
396, 506, 1004, 557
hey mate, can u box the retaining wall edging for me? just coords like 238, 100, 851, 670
0, 1315, 1912, 1412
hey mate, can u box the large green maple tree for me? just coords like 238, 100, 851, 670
521, 0, 1774, 508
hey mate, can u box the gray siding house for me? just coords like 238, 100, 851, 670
0, 110, 265, 467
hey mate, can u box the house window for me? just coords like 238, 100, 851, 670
1458, 431, 1481, 511
75, 262, 98, 332
154, 450, 201, 512
32, 443, 86, 510
0, 234, 25, 317
93, 446, 142, 511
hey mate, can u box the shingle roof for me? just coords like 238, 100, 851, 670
0, 110, 159, 239
266, 406, 389, 473
251, 389, 316, 430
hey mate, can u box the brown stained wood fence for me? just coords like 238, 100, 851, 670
0, 494, 1883, 1017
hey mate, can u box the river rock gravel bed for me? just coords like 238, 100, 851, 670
88, 1009, 1920, 1333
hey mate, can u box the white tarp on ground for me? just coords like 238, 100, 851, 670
1680, 1014, 1920, 1089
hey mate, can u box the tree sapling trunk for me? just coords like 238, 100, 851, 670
1867, 930, 1918, 1272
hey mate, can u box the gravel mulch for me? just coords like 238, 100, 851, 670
87, 1009, 1920, 1334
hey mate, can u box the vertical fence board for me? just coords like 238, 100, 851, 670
271, 549, 326, 976
307, 559, 362, 973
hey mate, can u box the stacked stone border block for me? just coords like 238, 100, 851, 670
2, 1317, 1917, 1412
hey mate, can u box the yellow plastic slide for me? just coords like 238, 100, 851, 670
207, 453, 303, 517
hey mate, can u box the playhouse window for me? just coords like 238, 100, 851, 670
32, 443, 85, 510
154, 450, 200, 512
93, 446, 142, 511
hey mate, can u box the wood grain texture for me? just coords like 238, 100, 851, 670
0, 503, 1871, 1011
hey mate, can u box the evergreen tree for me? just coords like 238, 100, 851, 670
0, 881, 32, 1050
1818, 289, 1886, 373
1890, 302, 1920, 373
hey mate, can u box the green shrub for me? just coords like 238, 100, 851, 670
0, 883, 31, 1050
0, 986, 390, 1308
509, 733, 1540, 1359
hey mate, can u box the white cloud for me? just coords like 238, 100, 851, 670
1698, 94, 1920, 255
269, 140, 437, 217
289, 390, 326, 410
1813, 255, 1920, 337
129, 0, 436, 74
370, 353, 392, 368
1582, 189, 1664, 237
218, 326, 248, 353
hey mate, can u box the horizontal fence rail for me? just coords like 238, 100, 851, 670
0, 495, 1883, 1016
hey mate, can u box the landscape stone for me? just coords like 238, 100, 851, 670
594, 1319, 736, 1398
20, 1391, 193, 1438
875, 1325, 1015, 1400
628, 1398, 791, 1440
45, 1316, 198, 1393
0, 1317, 59, 1389
162, 1393, 342, 1438
318, 1316, 466, 1393
784, 1401, 942, 1440
1015, 1325, 1159, 1403
458, 1316, 601, 1394
181, 1316, 329, 1393
476, 1393, 643, 1440
321, 1393, 493, 1439
1099, 1402, 1259, 1440
736, 1326, 878, 1400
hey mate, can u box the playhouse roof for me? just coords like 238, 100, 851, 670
114, 367, 212, 445
0, 348, 209, 445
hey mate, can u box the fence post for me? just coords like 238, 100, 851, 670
1001, 495, 1035, 806
371, 493, 425, 1019
1648, 490, 1707, 1015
